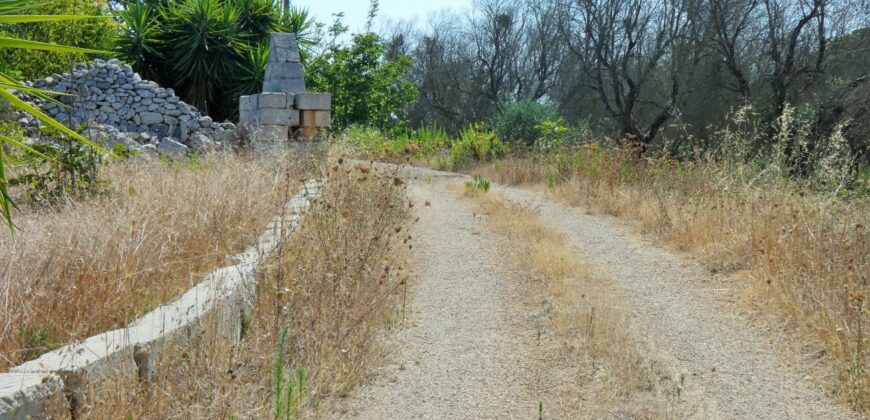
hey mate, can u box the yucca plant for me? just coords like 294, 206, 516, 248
0, 0, 110, 229
115, 2, 164, 83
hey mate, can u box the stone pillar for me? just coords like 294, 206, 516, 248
263, 33, 306, 94
239, 32, 331, 151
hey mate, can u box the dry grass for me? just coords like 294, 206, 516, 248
478, 149, 870, 412
472, 157, 548, 186
465, 188, 683, 419
79, 160, 411, 419
0, 153, 301, 371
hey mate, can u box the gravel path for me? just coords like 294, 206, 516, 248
339, 163, 856, 419
496, 184, 857, 420
336, 174, 537, 419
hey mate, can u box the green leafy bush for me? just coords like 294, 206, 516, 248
7, 126, 108, 204
492, 100, 557, 147
449, 124, 506, 168
305, 33, 418, 131
0, 0, 117, 79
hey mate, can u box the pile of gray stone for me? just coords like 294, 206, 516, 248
12, 58, 236, 155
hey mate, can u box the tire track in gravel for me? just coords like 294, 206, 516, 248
495, 184, 858, 420
339, 163, 857, 419
335, 172, 538, 419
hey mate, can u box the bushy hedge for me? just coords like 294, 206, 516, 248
491, 100, 557, 147
0, 0, 117, 79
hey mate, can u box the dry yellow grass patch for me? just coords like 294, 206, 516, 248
466, 188, 683, 419
0, 153, 301, 371
479, 152, 870, 412
79, 161, 412, 419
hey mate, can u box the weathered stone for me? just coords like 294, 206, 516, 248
239, 107, 256, 126
258, 92, 288, 108
251, 124, 288, 143
263, 78, 305, 94
0, 372, 67, 419
295, 93, 331, 110
139, 111, 163, 125
239, 95, 257, 111
265, 62, 304, 80
189, 132, 217, 152
258, 108, 299, 125
300, 110, 331, 127
157, 137, 188, 156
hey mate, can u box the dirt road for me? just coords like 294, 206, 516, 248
338, 165, 856, 420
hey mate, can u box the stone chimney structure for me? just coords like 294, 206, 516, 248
238, 33, 331, 146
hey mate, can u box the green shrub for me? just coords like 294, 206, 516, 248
449, 124, 507, 168
464, 174, 491, 192
7, 126, 107, 205
492, 100, 557, 147
306, 33, 418, 131
0, 0, 117, 79
533, 119, 570, 157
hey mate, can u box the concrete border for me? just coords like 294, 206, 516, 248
0, 180, 323, 418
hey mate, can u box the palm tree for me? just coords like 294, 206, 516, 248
0, 0, 109, 229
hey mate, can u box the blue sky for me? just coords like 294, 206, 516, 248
294, 0, 472, 33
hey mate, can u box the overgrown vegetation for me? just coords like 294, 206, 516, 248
79, 161, 411, 418
0, 0, 111, 228
475, 138, 870, 411
0, 153, 298, 370
306, 32, 418, 131
0, 0, 116, 79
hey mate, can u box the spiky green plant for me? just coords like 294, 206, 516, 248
0, 0, 109, 229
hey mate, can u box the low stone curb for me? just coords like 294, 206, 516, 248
0, 180, 323, 419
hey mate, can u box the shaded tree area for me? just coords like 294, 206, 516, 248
390, 0, 870, 165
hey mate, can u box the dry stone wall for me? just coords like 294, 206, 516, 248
13, 59, 236, 155
0, 180, 323, 419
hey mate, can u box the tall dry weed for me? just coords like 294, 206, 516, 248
0, 153, 299, 370
485, 143, 870, 411
80, 160, 411, 418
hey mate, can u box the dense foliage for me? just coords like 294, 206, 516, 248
306, 33, 418, 131
396, 0, 870, 175
0, 0, 116, 79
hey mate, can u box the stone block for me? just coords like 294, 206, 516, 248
239, 107, 256, 126
295, 93, 331, 110
300, 110, 331, 127
239, 95, 258, 111
252, 124, 288, 143
270, 33, 299, 51
270, 47, 301, 64
265, 62, 304, 81
139, 111, 163, 125
157, 138, 188, 156
0, 372, 67, 419
263, 78, 306, 93
258, 108, 299, 126
258, 92, 288, 109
